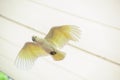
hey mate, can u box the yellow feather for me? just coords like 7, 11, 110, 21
51, 50, 65, 61
15, 42, 47, 69
45, 25, 80, 48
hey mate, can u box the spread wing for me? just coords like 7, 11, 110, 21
15, 42, 48, 70
45, 25, 80, 48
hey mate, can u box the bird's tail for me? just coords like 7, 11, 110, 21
51, 50, 65, 61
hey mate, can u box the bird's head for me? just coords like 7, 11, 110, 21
32, 36, 44, 42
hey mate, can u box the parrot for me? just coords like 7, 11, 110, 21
15, 25, 80, 69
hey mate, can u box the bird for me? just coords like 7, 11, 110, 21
15, 25, 80, 69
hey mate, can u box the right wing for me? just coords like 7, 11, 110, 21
45, 25, 80, 48
15, 42, 48, 70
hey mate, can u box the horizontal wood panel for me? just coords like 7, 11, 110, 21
0, 0, 120, 80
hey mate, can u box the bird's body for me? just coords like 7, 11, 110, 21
32, 37, 55, 54
15, 25, 80, 70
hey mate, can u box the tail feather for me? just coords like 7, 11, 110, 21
51, 50, 65, 61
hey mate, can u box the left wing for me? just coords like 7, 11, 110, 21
15, 42, 48, 70
45, 25, 80, 48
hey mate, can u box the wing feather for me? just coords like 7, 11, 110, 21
45, 25, 80, 48
15, 42, 47, 70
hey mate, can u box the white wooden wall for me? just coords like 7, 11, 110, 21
0, 0, 120, 80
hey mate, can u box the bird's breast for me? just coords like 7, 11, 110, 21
37, 39, 55, 53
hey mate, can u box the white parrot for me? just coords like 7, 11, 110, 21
15, 25, 80, 69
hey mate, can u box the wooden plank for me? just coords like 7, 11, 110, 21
30, 0, 120, 28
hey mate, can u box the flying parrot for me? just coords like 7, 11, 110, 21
15, 25, 80, 69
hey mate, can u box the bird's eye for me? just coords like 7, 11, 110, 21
50, 51, 56, 55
